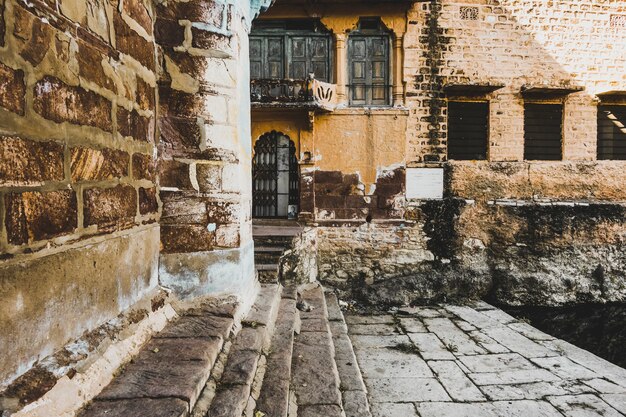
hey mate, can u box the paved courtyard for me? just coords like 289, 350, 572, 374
344, 302, 626, 417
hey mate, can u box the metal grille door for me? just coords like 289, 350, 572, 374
253, 132, 299, 218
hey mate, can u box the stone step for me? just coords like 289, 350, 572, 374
255, 252, 283, 264
255, 286, 300, 417
325, 292, 372, 417
205, 284, 283, 417
255, 246, 287, 253
291, 284, 345, 417
256, 264, 279, 271
78, 298, 239, 417
253, 235, 295, 247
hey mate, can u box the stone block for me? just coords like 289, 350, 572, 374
428, 360, 485, 402
0, 136, 64, 185
134, 336, 222, 364
163, 51, 236, 87
298, 405, 343, 417
85, 0, 111, 42
132, 153, 155, 181
231, 327, 264, 353
196, 163, 222, 192
342, 391, 371, 417
548, 395, 622, 417
70, 147, 129, 181
220, 349, 259, 386
139, 187, 158, 215
371, 403, 418, 417
190, 27, 232, 54
160, 224, 215, 253
206, 201, 240, 223
83, 185, 137, 229
0, 226, 159, 385
114, 12, 154, 70
0, 62, 25, 115
136, 77, 155, 111
158, 159, 193, 189
33, 76, 112, 132
208, 384, 249, 417
158, 116, 203, 156
292, 331, 342, 407
79, 398, 188, 417
423, 317, 486, 355
154, 18, 185, 47
123, 0, 152, 35
98, 360, 211, 405
5, 190, 77, 244
160, 194, 208, 224
365, 377, 450, 403
157, 1, 224, 26
215, 224, 240, 248
117, 106, 154, 142
77, 40, 115, 92
13, 6, 53, 66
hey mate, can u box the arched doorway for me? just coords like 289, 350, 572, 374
253, 131, 299, 218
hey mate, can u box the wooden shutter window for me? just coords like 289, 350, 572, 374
447, 101, 489, 160
524, 103, 563, 161
348, 19, 391, 107
250, 20, 332, 82
598, 105, 626, 160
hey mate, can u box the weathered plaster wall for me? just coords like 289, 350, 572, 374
252, 109, 409, 221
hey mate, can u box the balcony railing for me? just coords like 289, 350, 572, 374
251, 76, 337, 111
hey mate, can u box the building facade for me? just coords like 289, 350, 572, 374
251, 0, 626, 306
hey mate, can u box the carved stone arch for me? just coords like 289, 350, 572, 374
252, 131, 300, 218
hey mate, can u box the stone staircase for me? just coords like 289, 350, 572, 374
253, 220, 304, 283
77, 283, 369, 417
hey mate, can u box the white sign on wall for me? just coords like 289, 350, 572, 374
406, 168, 444, 200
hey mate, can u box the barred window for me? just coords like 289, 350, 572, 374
250, 20, 332, 82
598, 105, 626, 160
348, 18, 391, 106
524, 103, 563, 161
447, 101, 489, 160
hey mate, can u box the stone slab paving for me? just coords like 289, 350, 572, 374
346, 302, 626, 417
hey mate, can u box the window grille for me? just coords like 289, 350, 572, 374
598, 105, 626, 160
524, 103, 563, 161
447, 101, 489, 160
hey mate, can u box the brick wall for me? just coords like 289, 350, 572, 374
405, 0, 626, 165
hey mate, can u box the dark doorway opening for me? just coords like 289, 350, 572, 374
253, 131, 299, 218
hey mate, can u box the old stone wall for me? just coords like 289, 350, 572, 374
155, 0, 261, 305
0, 0, 159, 386
0, 0, 270, 390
